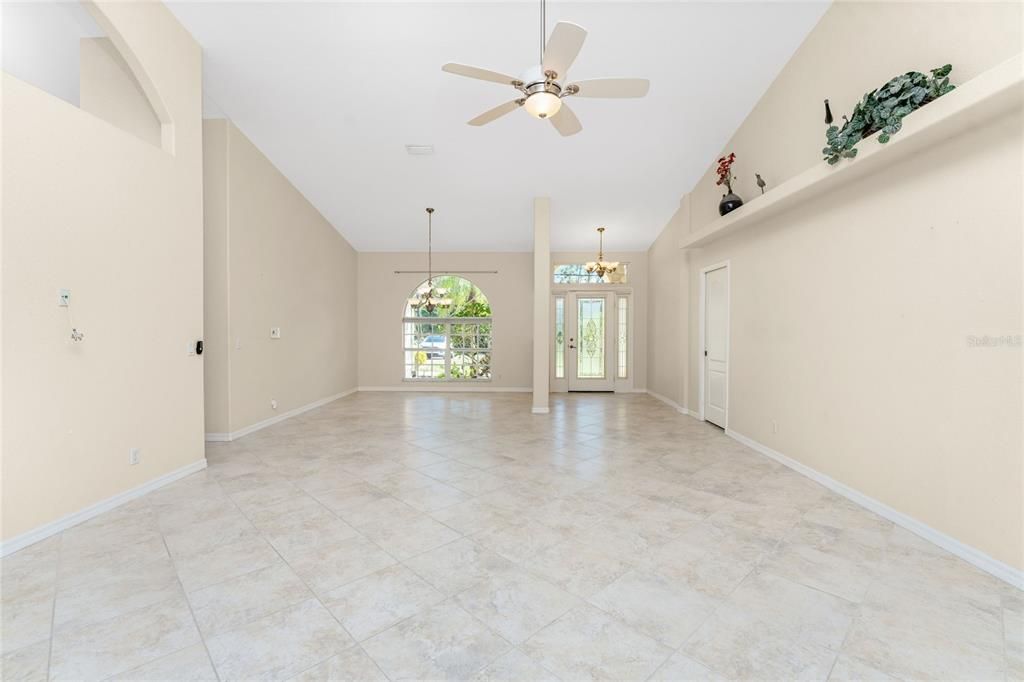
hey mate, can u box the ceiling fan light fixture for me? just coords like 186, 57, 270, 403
523, 91, 562, 119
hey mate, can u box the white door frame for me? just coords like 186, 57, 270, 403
698, 261, 730, 427
552, 289, 631, 392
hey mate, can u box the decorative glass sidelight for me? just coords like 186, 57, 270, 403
554, 297, 565, 379
617, 297, 629, 379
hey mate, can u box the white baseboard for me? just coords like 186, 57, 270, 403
644, 389, 693, 416
0, 458, 207, 558
358, 385, 532, 393
725, 428, 1024, 591
206, 388, 357, 442
531, 406, 550, 414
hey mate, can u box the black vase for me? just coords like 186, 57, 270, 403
719, 192, 743, 216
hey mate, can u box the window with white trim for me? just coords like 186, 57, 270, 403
403, 276, 492, 381
553, 263, 629, 284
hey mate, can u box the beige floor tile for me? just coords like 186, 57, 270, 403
109, 643, 218, 681
1006, 607, 1024, 680
394, 481, 473, 512
522, 604, 673, 681
455, 569, 582, 644
588, 568, 718, 647
322, 565, 445, 641
206, 598, 354, 681
472, 519, 574, 565
310, 482, 390, 514
361, 601, 511, 680
357, 512, 461, 560
681, 604, 839, 681
172, 534, 281, 593
826, 653, 897, 681
725, 570, 856, 651
404, 538, 518, 595
285, 535, 397, 596
54, 557, 183, 632
0, 640, 50, 682
648, 652, 725, 681
252, 504, 359, 559
188, 561, 312, 636
336, 496, 420, 528
761, 521, 886, 603
840, 596, 1005, 680
528, 538, 633, 598
430, 499, 521, 536
50, 595, 201, 681
289, 646, 388, 681
472, 648, 560, 681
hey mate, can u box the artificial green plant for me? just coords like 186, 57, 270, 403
823, 65, 954, 165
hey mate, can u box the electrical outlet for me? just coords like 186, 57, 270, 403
772, 420, 778, 434
270, 399, 278, 410
270, 327, 281, 339
129, 448, 140, 465
57, 289, 71, 307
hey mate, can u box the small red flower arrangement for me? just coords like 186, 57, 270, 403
716, 153, 737, 194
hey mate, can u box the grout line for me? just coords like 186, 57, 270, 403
45, 531, 63, 681
157, 531, 222, 682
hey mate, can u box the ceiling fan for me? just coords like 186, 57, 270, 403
441, 0, 650, 137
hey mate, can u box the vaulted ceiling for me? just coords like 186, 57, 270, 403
172, 2, 828, 251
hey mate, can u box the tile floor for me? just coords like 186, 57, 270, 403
1, 392, 1020, 681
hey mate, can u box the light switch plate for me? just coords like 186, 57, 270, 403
270, 327, 281, 339
58, 289, 71, 307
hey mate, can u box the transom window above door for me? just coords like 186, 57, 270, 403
553, 263, 629, 284
403, 276, 492, 381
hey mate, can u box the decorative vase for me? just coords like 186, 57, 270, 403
719, 192, 743, 216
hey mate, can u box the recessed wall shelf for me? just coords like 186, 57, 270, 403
680, 55, 1023, 250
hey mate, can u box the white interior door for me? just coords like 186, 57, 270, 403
703, 265, 729, 427
567, 292, 614, 391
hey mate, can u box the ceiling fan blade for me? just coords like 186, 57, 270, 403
468, 100, 523, 126
442, 63, 519, 86
542, 22, 587, 79
568, 78, 650, 99
550, 102, 582, 137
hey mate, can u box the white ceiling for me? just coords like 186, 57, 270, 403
172, 2, 828, 252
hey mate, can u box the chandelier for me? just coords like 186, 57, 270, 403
585, 227, 619, 280
417, 208, 450, 313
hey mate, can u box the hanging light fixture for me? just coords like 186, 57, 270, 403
585, 227, 619, 281
416, 208, 451, 313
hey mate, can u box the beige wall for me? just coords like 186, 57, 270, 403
688, 0, 1023, 232
79, 37, 161, 148
2, 1, 204, 542
645, 212, 685, 406
203, 120, 230, 433
357, 252, 534, 390
203, 120, 358, 436
647, 0, 1023, 569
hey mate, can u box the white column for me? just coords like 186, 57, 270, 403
532, 197, 551, 414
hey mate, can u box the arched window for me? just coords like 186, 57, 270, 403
403, 276, 492, 381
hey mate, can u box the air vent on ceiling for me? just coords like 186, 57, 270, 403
405, 144, 435, 155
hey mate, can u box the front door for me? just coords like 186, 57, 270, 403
567, 292, 614, 391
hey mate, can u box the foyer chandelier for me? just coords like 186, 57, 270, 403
585, 227, 619, 280
417, 208, 450, 313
